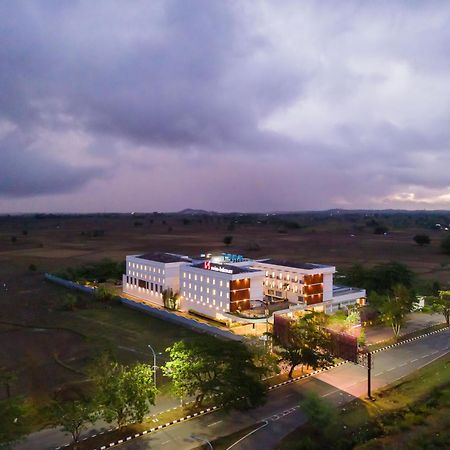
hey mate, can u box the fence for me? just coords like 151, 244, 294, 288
44, 274, 243, 342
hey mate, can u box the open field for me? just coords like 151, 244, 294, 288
0, 211, 448, 436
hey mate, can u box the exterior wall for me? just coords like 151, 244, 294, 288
122, 255, 188, 307
180, 265, 264, 319
252, 261, 335, 305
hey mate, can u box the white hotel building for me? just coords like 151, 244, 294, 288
123, 252, 366, 321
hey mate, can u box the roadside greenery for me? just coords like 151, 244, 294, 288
275, 312, 334, 378
430, 290, 450, 326
280, 356, 450, 450
162, 338, 267, 409
90, 355, 157, 428
56, 258, 125, 283
0, 397, 27, 450
47, 399, 96, 444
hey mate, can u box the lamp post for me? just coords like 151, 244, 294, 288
147, 344, 157, 387
191, 435, 213, 450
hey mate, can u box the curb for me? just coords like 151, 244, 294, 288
370, 325, 449, 354
55, 326, 449, 449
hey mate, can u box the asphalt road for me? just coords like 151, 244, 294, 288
118, 329, 449, 450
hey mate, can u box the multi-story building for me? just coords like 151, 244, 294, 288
180, 260, 264, 317
122, 252, 191, 307
252, 259, 335, 307
122, 252, 365, 320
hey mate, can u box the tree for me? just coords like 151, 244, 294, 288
413, 234, 430, 246
223, 235, 233, 246
441, 235, 450, 255
94, 286, 114, 302
275, 313, 333, 378
162, 288, 181, 311
48, 399, 96, 444
246, 338, 280, 378
162, 338, 266, 409
380, 285, 414, 338
91, 357, 157, 428
431, 291, 450, 326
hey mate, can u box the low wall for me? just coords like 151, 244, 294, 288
45, 274, 243, 342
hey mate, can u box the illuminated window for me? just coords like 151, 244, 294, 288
188, 273, 191, 280
219, 291, 222, 297
200, 286, 203, 292
212, 279, 216, 285
194, 275, 198, 281
206, 287, 210, 294
189, 283, 192, 289
183, 272, 186, 278
183, 281, 186, 288
220, 280, 223, 287
194, 285, 197, 291
200, 276, 203, 282
272, 272, 275, 278
265, 271, 269, 277
194, 294, 197, 300
212, 289, 216, 295
207, 277, 210, 283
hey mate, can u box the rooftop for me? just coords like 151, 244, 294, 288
257, 259, 334, 270
192, 261, 261, 275
137, 252, 191, 264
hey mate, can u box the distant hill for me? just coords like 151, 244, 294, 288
177, 208, 220, 215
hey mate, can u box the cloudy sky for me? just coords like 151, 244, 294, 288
1, 0, 449, 213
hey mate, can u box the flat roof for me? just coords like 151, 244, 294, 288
137, 252, 191, 263
258, 259, 334, 270
191, 262, 260, 275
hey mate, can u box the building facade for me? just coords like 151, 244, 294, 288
122, 252, 365, 320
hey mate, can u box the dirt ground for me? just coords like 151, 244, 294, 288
0, 213, 448, 408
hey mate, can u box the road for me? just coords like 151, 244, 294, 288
118, 329, 449, 450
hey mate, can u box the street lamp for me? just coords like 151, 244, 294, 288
147, 344, 158, 387
191, 434, 213, 450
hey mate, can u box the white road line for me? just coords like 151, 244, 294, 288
226, 421, 269, 450
207, 420, 222, 427
161, 440, 171, 445
410, 358, 418, 363
374, 372, 383, 377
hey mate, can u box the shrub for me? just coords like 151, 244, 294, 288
28, 264, 37, 272
374, 226, 389, 234
223, 235, 233, 246
413, 234, 430, 246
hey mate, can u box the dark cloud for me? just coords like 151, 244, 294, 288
0, 130, 105, 197
0, 0, 449, 209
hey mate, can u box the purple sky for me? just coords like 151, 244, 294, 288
1, 0, 449, 213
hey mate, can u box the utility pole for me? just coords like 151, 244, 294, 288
367, 351, 372, 400
147, 344, 157, 387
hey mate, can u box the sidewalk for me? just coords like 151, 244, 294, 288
365, 312, 444, 345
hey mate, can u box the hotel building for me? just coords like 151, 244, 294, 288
123, 252, 365, 321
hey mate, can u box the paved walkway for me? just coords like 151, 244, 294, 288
365, 311, 444, 344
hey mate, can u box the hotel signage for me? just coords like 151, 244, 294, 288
203, 260, 233, 274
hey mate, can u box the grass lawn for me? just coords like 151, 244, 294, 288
279, 354, 450, 449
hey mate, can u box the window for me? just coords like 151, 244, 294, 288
212, 289, 216, 295
207, 277, 210, 283
188, 273, 191, 280
206, 287, 210, 294
183, 281, 186, 287
189, 283, 192, 289
194, 275, 197, 281
212, 279, 216, 285
183, 272, 186, 278
151, 282, 154, 291
220, 280, 223, 287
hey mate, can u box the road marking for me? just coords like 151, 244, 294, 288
161, 440, 170, 445
207, 420, 222, 427
399, 362, 407, 367
410, 358, 418, 363
226, 420, 269, 450
374, 372, 383, 377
